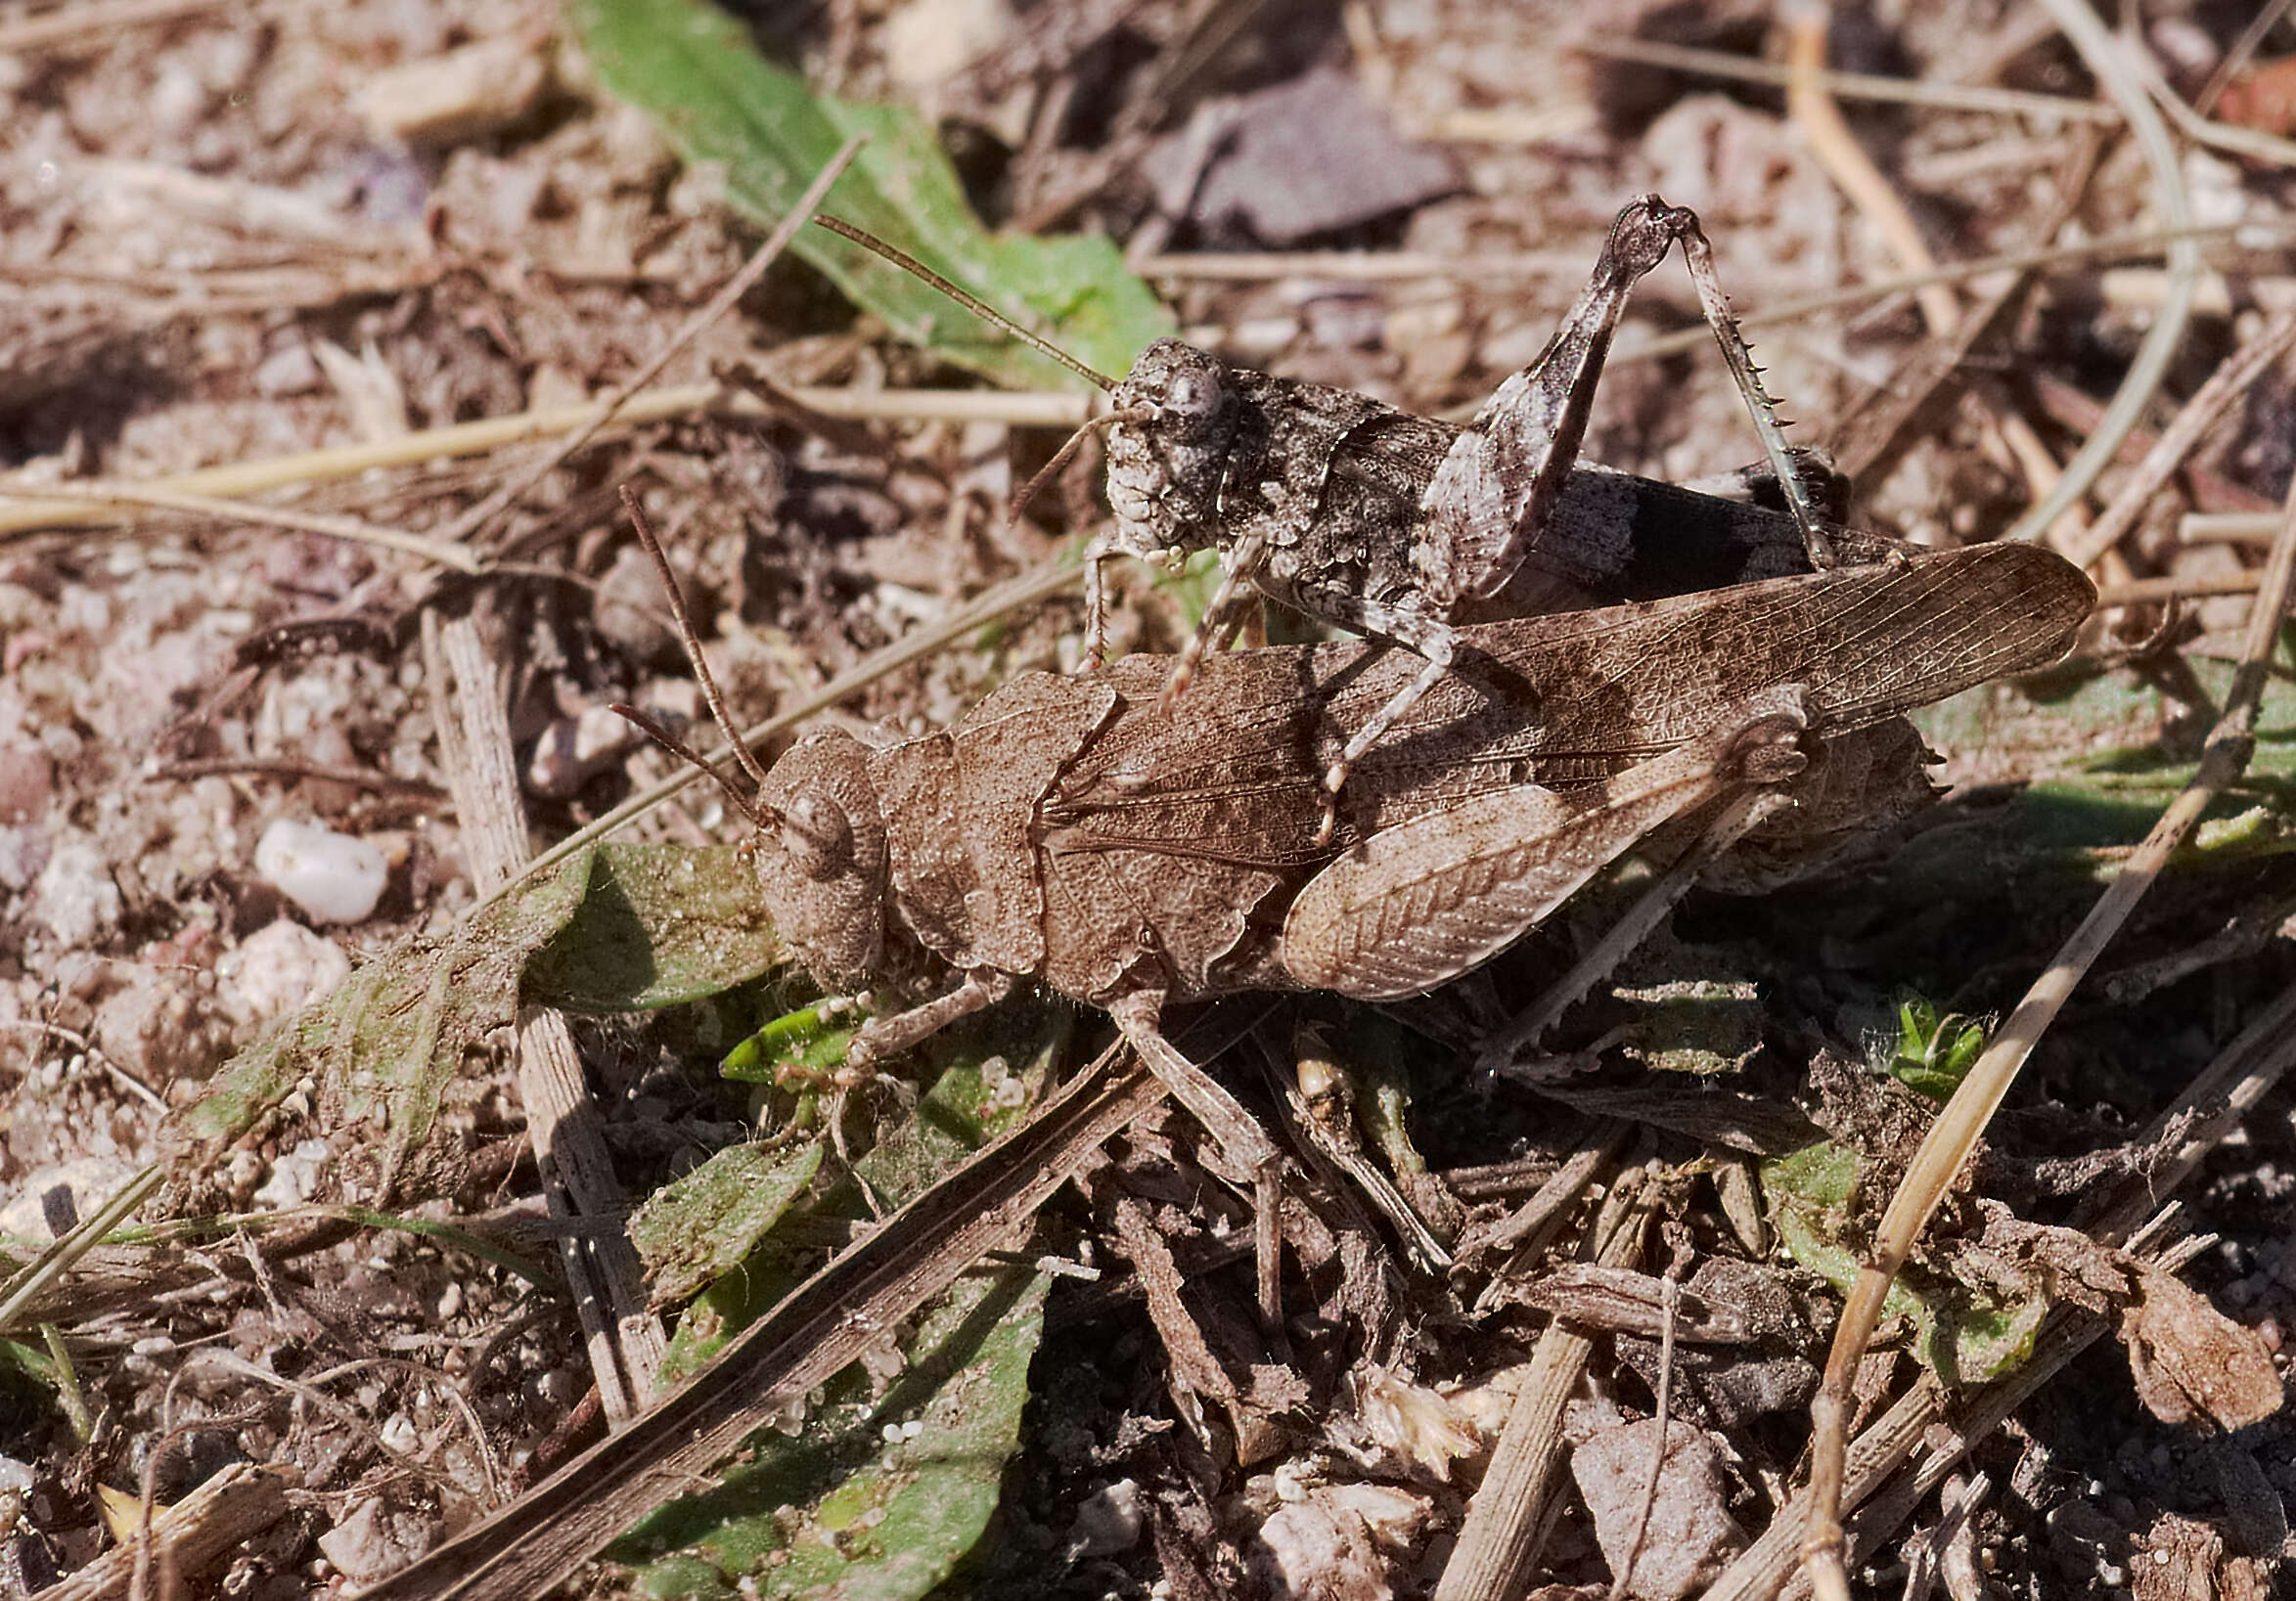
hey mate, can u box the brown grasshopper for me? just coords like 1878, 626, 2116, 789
620, 490, 2091, 1164
817, 197, 1835, 819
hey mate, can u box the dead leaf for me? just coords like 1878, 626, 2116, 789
2119, 1264, 2284, 1430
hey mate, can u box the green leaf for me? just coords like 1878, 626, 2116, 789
159, 844, 787, 1216
1761, 1140, 2049, 1385
1610, 978, 1767, 1076
1760, 1141, 1923, 1331
525, 844, 782, 1012
1922, 1284, 2048, 1387
158, 846, 601, 1211
631, 1140, 826, 1306
655, 1004, 1062, 1381
568, 0, 1173, 391
1912, 650, 2296, 861
622, 1010, 1070, 1594
615, 1269, 1050, 1601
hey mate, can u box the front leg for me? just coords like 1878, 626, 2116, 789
1281, 687, 1815, 1001
821, 969, 1013, 1089
1080, 533, 1122, 671
1158, 531, 1267, 712
1274, 583, 1467, 840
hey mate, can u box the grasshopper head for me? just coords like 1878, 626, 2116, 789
1103, 337, 1239, 558
750, 731, 888, 992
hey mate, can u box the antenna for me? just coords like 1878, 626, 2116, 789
812, 215, 1117, 393
1004, 408, 1146, 524
610, 484, 774, 826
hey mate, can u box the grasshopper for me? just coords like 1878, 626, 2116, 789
619, 487, 2091, 1165
817, 197, 1834, 822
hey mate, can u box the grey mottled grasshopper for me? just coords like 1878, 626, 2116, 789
620, 487, 2090, 1164
819, 198, 1834, 821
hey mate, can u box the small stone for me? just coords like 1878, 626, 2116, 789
316, 1496, 436, 1586
0, 737, 51, 822
356, 38, 549, 147
252, 1138, 335, 1210
251, 340, 322, 397
594, 542, 704, 664
221, 918, 353, 1021
1248, 1483, 1429, 1601
882, 0, 1013, 91
93, 964, 227, 1083
31, 832, 122, 947
255, 820, 388, 924
1571, 1419, 1747, 1600
0, 824, 49, 892
524, 703, 640, 799
1067, 1478, 1143, 1559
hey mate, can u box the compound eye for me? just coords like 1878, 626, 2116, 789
780, 792, 853, 879
1163, 367, 1222, 424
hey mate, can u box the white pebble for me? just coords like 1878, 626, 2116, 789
31, 832, 121, 947
255, 819, 388, 924
221, 918, 352, 1020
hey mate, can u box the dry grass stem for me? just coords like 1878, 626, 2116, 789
0, 0, 229, 53
2060, 307, 2296, 569
1577, 34, 2119, 123
1616, 222, 2254, 366
423, 612, 666, 1419
2001, 0, 2201, 547
0, 478, 484, 571
0, 384, 1087, 540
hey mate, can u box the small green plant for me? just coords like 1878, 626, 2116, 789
1886, 996, 1988, 1100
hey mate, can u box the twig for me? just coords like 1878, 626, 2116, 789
0, 1164, 162, 1333
1435, 1163, 1654, 1601
2093, 571, 2261, 607
1903, 1473, 1991, 1601
36, 1462, 288, 1601
1781, 3, 2105, 549
1467, 1121, 1629, 1313
1137, 248, 1596, 282
0, 1019, 166, 1111
1614, 222, 2253, 366
2183, 513, 2286, 545
2002, 0, 2201, 547
0, 0, 227, 53
1828, 134, 2099, 489
1582, 29, 2296, 170
440, 136, 866, 550
2193, 0, 2296, 114
1607, 1270, 1680, 1601
149, 757, 451, 798
1781, 2, 1961, 338
1800, 404, 2296, 1599
2136, 37, 2296, 170
422, 611, 665, 1423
